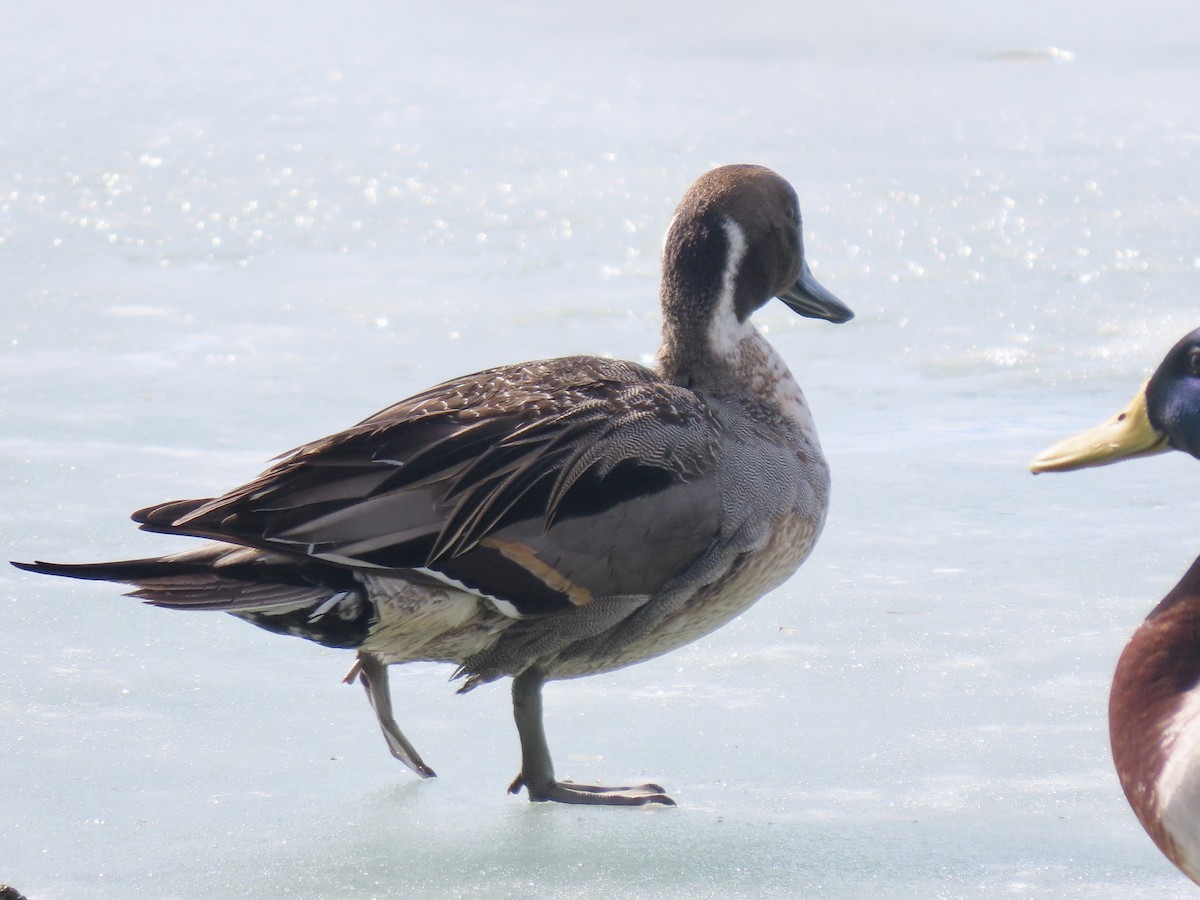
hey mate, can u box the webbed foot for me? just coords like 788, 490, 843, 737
508, 773, 675, 806
347, 655, 437, 779
509, 666, 674, 807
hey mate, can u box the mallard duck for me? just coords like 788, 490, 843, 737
14, 164, 852, 806
1032, 326, 1200, 881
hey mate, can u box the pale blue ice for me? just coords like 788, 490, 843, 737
4, 1, 1200, 896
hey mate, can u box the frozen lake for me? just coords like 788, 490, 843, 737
4, 0, 1200, 896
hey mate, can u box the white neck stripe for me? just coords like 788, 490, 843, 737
708, 217, 753, 359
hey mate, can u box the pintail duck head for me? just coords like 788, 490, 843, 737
657, 165, 852, 385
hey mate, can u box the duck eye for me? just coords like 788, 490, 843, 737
786, 206, 797, 222
1190, 347, 1200, 376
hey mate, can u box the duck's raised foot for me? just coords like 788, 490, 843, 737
346, 655, 437, 779
508, 774, 675, 806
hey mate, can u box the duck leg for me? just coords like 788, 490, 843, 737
346, 654, 437, 779
507, 666, 675, 806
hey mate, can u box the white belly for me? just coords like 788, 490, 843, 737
1154, 686, 1200, 884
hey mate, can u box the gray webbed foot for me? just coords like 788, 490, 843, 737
509, 665, 673, 807
347, 655, 437, 779
508, 773, 675, 806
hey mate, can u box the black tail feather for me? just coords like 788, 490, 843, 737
11, 551, 374, 649
12, 557, 192, 584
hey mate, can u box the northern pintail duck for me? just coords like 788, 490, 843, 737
15, 164, 853, 806
1032, 327, 1200, 882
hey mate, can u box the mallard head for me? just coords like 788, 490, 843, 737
1030, 328, 1200, 473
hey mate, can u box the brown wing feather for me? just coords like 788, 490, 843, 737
133, 356, 725, 616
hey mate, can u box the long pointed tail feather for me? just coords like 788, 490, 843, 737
11, 547, 374, 649
13, 556, 210, 584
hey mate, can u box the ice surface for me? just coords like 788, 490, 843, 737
4, 0, 1200, 896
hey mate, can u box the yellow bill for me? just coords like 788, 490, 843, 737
1030, 380, 1171, 474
